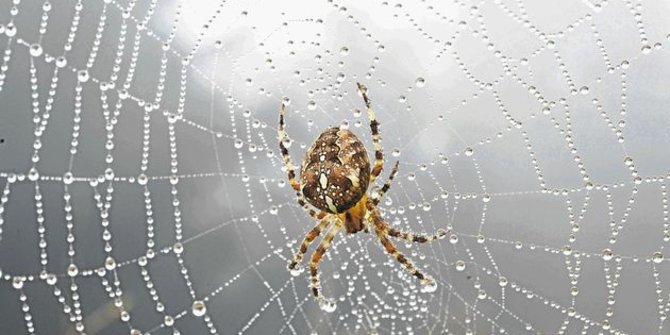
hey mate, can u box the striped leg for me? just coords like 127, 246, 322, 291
386, 226, 447, 244
370, 209, 436, 291
309, 223, 341, 312
278, 102, 301, 192
356, 83, 384, 183
288, 218, 332, 274
371, 161, 400, 206
278, 102, 327, 221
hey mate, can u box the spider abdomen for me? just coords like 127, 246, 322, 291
300, 127, 371, 213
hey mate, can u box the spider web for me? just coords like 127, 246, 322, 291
1, 0, 670, 334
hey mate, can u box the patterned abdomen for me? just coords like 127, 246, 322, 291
301, 128, 371, 213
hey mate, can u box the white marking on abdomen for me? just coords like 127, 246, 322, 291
325, 196, 338, 212
319, 173, 328, 189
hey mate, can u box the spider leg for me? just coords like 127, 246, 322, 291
309, 222, 342, 311
380, 222, 447, 244
288, 217, 332, 272
278, 101, 301, 192
278, 101, 328, 221
370, 208, 436, 289
371, 160, 400, 206
356, 83, 384, 184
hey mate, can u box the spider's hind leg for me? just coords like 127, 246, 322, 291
288, 218, 332, 273
309, 223, 342, 312
369, 206, 437, 291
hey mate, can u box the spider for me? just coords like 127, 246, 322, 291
278, 83, 447, 312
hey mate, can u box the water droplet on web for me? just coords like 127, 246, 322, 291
67, 264, 79, 277
464, 147, 474, 156
63, 172, 74, 185
579, 86, 589, 95
336, 72, 346, 83
104, 256, 116, 270
29, 44, 43, 57
392, 148, 401, 157
652, 251, 664, 264
192, 300, 207, 316
307, 101, 317, 110
397, 95, 406, 103
173, 242, 184, 254
339, 46, 349, 56
482, 193, 491, 202
623, 156, 633, 166
77, 69, 89, 82
235, 138, 245, 149
455, 260, 465, 271
137, 173, 148, 185
498, 276, 508, 287
415, 77, 425, 87
12, 277, 24, 289
602, 248, 613, 261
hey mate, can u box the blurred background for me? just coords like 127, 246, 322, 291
1, 0, 670, 334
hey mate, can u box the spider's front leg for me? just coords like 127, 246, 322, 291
287, 218, 332, 275
356, 83, 384, 184
278, 101, 327, 221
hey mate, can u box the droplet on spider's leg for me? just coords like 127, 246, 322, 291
318, 297, 337, 313
288, 262, 304, 276
420, 277, 437, 293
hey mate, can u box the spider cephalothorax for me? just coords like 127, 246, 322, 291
278, 83, 446, 312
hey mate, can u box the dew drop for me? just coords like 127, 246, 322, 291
12, 277, 24, 289
137, 173, 148, 185
67, 263, 79, 277
104, 256, 116, 271
415, 77, 425, 88
289, 263, 304, 276
77, 69, 90, 82
318, 298, 337, 312
455, 260, 466, 271
29, 44, 43, 57
652, 251, 664, 264
192, 300, 207, 317
602, 248, 613, 261
464, 147, 474, 156
281, 97, 291, 106
63, 172, 74, 185
498, 276, 508, 287
420, 278, 437, 293
173, 242, 184, 254
307, 101, 317, 110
